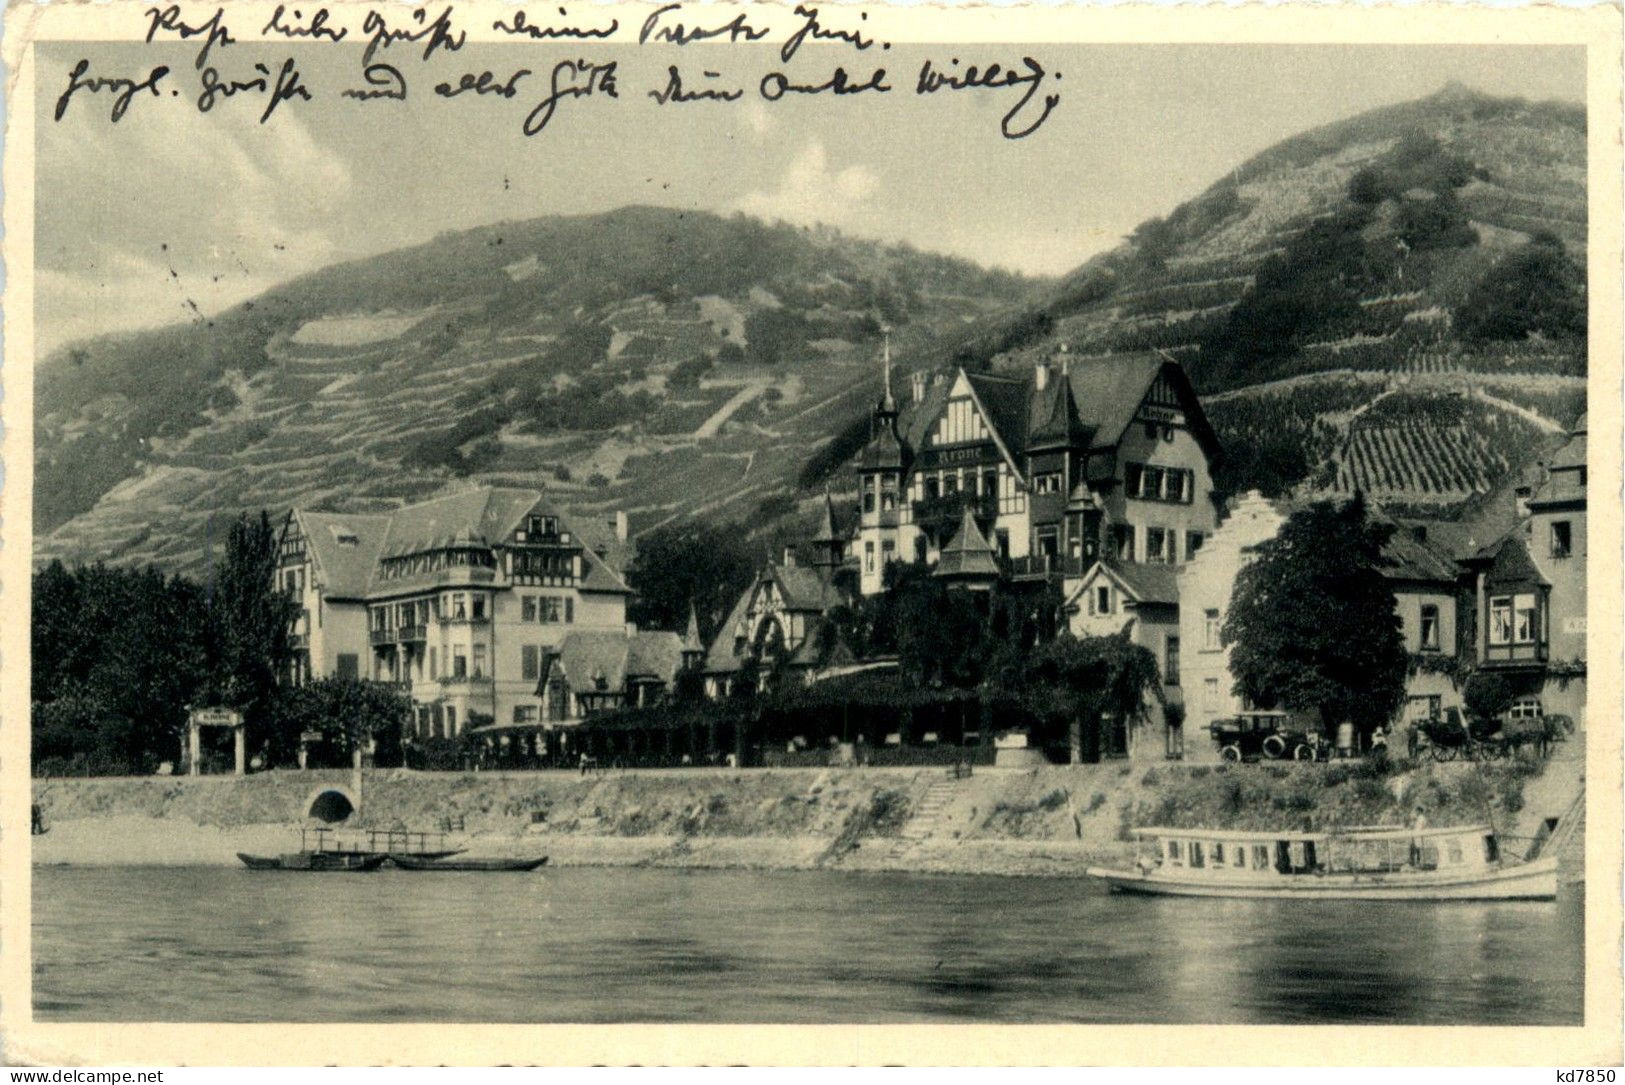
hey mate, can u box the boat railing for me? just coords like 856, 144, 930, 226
302, 826, 452, 856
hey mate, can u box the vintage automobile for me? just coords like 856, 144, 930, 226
1208, 711, 1320, 762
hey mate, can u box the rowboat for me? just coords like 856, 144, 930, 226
388, 855, 548, 872
1087, 823, 1557, 901
237, 852, 388, 871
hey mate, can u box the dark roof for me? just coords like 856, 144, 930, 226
1100, 560, 1180, 605
1065, 354, 1165, 449
857, 417, 907, 471
965, 373, 1032, 460
295, 510, 392, 599
771, 563, 844, 611
933, 508, 1001, 580
703, 587, 756, 675
379, 487, 539, 556
1466, 532, 1548, 586
682, 604, 705, 655
811, 490, 843, 545
543, 628, 683, 695
1379, 527, 1462, 585
1027, 367, 1088, 449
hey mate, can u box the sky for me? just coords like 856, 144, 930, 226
34, 41, 1585, 356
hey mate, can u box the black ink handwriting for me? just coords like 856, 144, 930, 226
144, 5, 234, 69
648, 66, 743, 104
54, 58, 170, 122
522, 58, 617, 136
197, 57, 311, 123
342, 62, 407, 101
361, 6, 466, 67
916, 56, 1060, 139
639, 3, 770, 45
494, 8, 619, 40
781, 4, 872, 64
760, 66, 889, 101
263, 6, 348, 43
436, 69, 531, 99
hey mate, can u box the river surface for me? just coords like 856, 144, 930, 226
33, 866, 1582, 1024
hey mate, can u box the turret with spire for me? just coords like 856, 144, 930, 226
681, 602, 706, 672
855, 326, 909, 595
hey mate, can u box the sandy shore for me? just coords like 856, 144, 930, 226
30, 815, 1117, 878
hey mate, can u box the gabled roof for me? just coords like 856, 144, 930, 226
627, 630, 684, 680
1072, 559, 1180, 607
293, 510, 392, 599
1065, 353, 1164, 450
771, 563, 844, 612
379, 487, 541, 557
965, 372, 1032, 459
1378, 525, 1463, 585
1027, 367, 1088, 449
578, 545, 633, 595
933, 507, 1001, 580
1466, 532, 1549, 586
703, 587, 756, 675
542, 628, 684, 695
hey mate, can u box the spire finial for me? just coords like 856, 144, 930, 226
882, 325, 893, 402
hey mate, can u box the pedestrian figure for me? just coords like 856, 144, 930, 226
31, 803, 47, 836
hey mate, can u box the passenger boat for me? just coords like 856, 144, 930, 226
388, 855, 548, 872
236, 851, 388, 871
1087, 824, 1557, 901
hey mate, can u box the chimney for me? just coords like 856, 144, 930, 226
1034, 361, 1050, 392
782, 545, 798, 568
607, 510, 628, 543
911, 370, 926, 405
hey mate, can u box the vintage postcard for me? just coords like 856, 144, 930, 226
1, 0, 1620, 1067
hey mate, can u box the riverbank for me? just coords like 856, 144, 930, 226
32, 755, 1577, 876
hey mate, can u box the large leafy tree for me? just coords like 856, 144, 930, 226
626, 520, 760, 643
1223, 495, 1407, 738
1018, 632, 1161, 762
206, 511, 298, 763
276, 678, 411, 767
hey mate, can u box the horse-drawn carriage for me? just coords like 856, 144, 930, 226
1413, 708, 1572, 762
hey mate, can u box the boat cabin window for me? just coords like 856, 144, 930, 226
1252, 844, 1271, 871
1166, 839, 1183, 865
1190, 842, 1206, 869
1278, 840, 1317, 873
1232, 846, 1247, 869
1484, 835, 1500, 863
1211, 842, 1226, 866
1445, 839, 1465, 866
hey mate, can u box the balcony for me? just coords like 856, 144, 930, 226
440, 612, 491, 626
289, 633, 309, 650
439, 673, 494, 686
913, 490, 998, 538
397, 624, 427, 643
369, 628, 396, 646
1006, 553, 1091, 580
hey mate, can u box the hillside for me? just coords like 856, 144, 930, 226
35, 86, 1590, 572
889, 83, 1587, 512
35, 207, 1033, 571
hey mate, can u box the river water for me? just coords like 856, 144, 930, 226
33, 866, 1582, 1024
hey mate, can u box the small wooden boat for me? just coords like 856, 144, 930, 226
237, 852, 388, 871
388, 855, 548, 872
1087, 823, 1557, 901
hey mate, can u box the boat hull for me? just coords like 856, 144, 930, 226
237, 852, 387, 871
1086, 858, 1558, 901
389, 855, 548, 872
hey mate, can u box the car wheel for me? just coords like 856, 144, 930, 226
1292, 743, 1313, 761
1262, 735, 1287, 760
1220, 745, 1242, 763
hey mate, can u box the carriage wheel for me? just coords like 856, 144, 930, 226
1431, 743, 1457, 763
1220, 745, 1243, 763
1262, 735, 1288, 760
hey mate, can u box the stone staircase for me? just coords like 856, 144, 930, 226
875, 776, 966, 863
